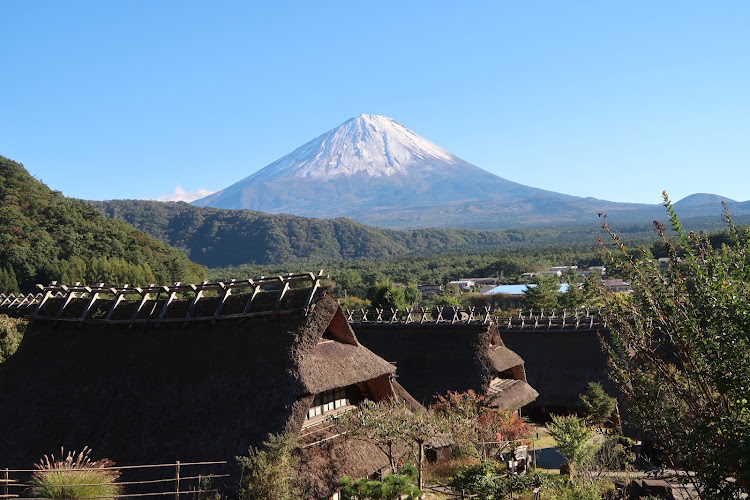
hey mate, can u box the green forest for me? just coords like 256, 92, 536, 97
2, 154, 746, 299
90, 199, 669, 268
0, 156, 206, 292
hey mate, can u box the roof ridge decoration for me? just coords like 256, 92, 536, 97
0, 271, 327, 326
346, 306, 607, 330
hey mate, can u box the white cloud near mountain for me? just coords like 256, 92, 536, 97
155, 185, 215, 202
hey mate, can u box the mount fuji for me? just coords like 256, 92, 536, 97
192, 115, 697, 229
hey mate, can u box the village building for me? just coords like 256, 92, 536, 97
447, 279, 476, 291
447, 277, 498, 292
602, 278, 632, 293
0, 274, 418, 499
416, 283, 443, 299
354, 320, 538, 413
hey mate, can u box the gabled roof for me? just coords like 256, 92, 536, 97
354, 322, 538, 409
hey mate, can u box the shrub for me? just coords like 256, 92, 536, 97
448, 461, 502, 498
339, 464, 421, 499
578, 382, 617, 427
0, 315, 26, 363
30, 447, 121, 500
236, 433, 298, 500
545, 479, 617, 500
547, 414, 595, 480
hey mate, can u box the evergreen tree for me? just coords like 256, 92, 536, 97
520, 275, 560, 311
236, 434, 298, 500
578, 382, 617, 427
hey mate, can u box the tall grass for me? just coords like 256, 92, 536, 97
30, 447, 121, 500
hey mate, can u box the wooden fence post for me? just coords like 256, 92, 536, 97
174, 461, 180, 500
3, 468, 8, 499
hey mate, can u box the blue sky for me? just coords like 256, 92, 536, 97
2, 1, 748, 205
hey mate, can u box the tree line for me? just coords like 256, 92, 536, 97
0, 156, 206, 292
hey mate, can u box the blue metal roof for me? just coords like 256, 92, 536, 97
483, 283, 570, 295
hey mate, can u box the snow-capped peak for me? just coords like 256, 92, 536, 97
241, 114, 460, 183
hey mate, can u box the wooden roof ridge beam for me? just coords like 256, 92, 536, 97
213, 279, 236, 320
33, 283, 59, 317
31, 272, 321, 297
105, 285, 130, 321
130, 285, 154, 326
183, 282, 208, 325
55, 282, 81, 319
240, 279, 261, 321
274, 274, 292, 312
303, 270, 325, 314
157, 282, 181, 325
78, 283, 106, 325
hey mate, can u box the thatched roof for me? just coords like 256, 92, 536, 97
500, 329, 616, 409
354, 322, 537, 410
300, 341, 394, 395
487, 378, 539, 411
0, 285, 401, 490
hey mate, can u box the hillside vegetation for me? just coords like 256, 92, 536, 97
208, 246, 607, 300
90, 199, 671, 268
0, 156, 206, 292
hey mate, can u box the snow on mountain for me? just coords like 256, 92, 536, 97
192, 115, 663, 229
240, 114, 458, 183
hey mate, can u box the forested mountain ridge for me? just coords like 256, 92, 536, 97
0, 156, 206, 292
90, 199, 673, 268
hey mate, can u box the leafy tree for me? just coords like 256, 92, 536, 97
432, 390, 487, 456
432, 292, 461, 307
403, 283, 421, 306
369, 281, 407, 310
546, 414, 594, 481
336, 399, 444, 490
399, 408, 444, 490
335, 400, 408, 474
581, 433, 634, 481
477, 409, 534, 457
520, 275, 560, 311
432, 391, 533, 461
600, 194, 750, 498
339, 295, 371, 311
578, 382, 617, 427
236, 433, 298, 500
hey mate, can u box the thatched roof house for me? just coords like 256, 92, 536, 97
0, 275, 413, 499
354, 321, 538, 411
500, 329, 616, 417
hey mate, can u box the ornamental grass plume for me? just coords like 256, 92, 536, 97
30, 447, 121, 500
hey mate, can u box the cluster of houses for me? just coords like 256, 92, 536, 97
0, 275, 540, 499
416, 266, 632, 310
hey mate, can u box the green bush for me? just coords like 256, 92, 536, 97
237, 433, 298, 500
0, 315, 26, 363
448, 462, 502, 498
339, 464, 421, 499
545, 479, 617, 500
449, 464, 559, 499
30, 447, 121, 500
